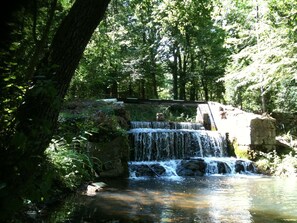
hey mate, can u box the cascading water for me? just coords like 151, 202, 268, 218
128, 121, 257, 178
129, 128, 227, 160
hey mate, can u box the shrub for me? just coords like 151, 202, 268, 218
45, 138, 95, 191
275, 153, 297, 177
256, 150, 297, 177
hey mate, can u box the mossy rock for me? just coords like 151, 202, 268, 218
89, 136, 130, 178
232, 140, 256, 160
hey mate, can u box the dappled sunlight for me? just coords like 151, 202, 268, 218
47, 177, 297, 222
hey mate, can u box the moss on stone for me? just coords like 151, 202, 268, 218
232, 139, 255, 160
89, 136, 130, 178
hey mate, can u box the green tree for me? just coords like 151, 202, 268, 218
156, 0, 227, 101
68, 0, 229, 102
217, 0, 297, 113
0, 0, 110, 219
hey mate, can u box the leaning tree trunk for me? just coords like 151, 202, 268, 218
0, 0, 110, 219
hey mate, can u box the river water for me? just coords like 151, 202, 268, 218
46, 175, 297, 223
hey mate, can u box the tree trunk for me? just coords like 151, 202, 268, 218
151, 70, 158, 99
189, 84, 196, 101
110, 79, 118, 98
171, 43, 179, 100
201, 77, 209, 101
0, 0, 110, 219
178, 51, 187, 100
150, 58, 158, 99
189, 53, 196, 101
140, 79, 146, 99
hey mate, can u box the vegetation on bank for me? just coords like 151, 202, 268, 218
48, 100, 130, 188
11, 100, 129, 221
255, 136, 297, 177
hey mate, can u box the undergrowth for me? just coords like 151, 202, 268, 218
256, 132, 297, 177
45, 137, 95, 191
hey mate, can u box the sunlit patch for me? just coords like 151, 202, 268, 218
46, 177, 297, 222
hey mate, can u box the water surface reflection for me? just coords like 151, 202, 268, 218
47, 176, 297, 222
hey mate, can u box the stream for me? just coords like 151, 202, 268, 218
46, 175, 297, 223
45, 120, 297, 222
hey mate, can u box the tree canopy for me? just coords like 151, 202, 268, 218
65, 0, 297, 113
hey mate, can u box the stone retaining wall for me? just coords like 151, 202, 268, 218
198, 102, 276, 159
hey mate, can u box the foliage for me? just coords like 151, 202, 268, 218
256, 131, 297, 176
57, 100, 129, 142
0, 0, 70, 139
66, 0, 297, 112
256, 150, 297, 177
1, 0, 111, 220
216, 0, 297, 113
43, 195, 78, 222
1, 0, 297, 220
67, 0, 228, 101
124, 104, 196, 122
45, 137, 95, 190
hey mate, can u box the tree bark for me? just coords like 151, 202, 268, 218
178, 51, 187, 100
201, 77, 209, 101
0, 0, 110, 219
171, 43, 179, 100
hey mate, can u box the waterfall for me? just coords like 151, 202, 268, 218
129, 128, 227, 161
129, 158, 256, 178
128, 121, 257, 177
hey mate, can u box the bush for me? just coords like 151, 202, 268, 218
275, 153, 297, 177
45, 138, 95, 191
256, 150, 297, 177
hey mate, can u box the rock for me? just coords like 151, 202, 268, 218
114, 107, 131, 129
176, 160, 207, 176
156, 113, 165, 121
130, 164, 166, 177
246, 162, 256, 173
85, 182, 106, 196
151, 164, 166, 176
217, 161, 230, 174
250, 117, 276, 152
203, 102, 277, 160
89, 136, 130, 178
100, 160, 125, 177
235, 160, 245, 173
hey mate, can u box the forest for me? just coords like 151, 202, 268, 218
70, 0, 297, 113
0, 0, 296, 221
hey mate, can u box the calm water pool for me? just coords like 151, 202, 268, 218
46, 175, 297, 223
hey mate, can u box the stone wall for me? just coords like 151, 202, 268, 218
87, 103, 131, 178
250, 117, 276, 152
88, 136, 130, 178
198, 102, 276, 159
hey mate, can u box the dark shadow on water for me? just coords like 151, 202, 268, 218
251, 211, 297, 223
